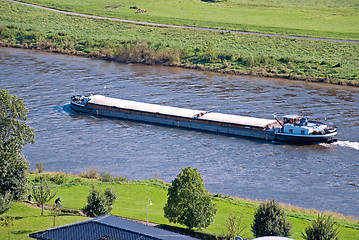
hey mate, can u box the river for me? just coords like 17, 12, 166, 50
1, 48, 358, 217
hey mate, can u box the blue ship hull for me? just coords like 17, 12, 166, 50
70, 95, 337, 144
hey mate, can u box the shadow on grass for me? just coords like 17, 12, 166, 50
201, 0, 221, 2
156, 224, 220, 240
12, 229, 33, 235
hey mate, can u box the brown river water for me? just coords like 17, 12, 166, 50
1, 48, 358, 216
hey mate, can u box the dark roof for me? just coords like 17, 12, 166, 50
29, 215, 199, 240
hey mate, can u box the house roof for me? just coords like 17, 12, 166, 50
29, 215, 199, 240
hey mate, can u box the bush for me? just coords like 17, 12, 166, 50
251, 199, 292, 237
0, 24, 6, 34
82, 184, 117, 217
224, 212, 245, 240
49, 172, 66, 185
99, 172, 113, 182
0, 192, 13, 215
99, 172, 128, 182
33, 174, 50, 183
60, 208, 80, 215
35, 162, 45, 173
80, 167, 99, 179
303, 214, 339, 240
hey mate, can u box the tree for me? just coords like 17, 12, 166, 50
252, 199, 292, 237
50, 206, 61, 227
82, 184, 117, 217
0, 192, 13, 216
164, 166, 217, 229
1, 216, 14, 240
302, 214, 339, 240
225, 212, 245, 240
32, 178, 57, 216
0, 89, 35, 200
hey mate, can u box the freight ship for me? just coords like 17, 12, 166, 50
70, 95, 337, 144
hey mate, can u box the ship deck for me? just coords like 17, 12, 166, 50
88, 95, 277, 128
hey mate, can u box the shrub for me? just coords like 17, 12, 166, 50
251, 199, 292, 237
99, 172, 113, 182
60, 208, 80, 215
0, 192, 13, 215
113, 176, 128, 182
49, 172, 66, 185
80, 167, 99, 179
35, 162, 45, 173
0, 24, 6, 34
224, 212, 245, 240
99, 172, 128, 182
33, 174, 50, 183
302, 214, 339, 240
82, 184, 117, 217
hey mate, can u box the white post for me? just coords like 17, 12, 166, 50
147, 199, 152, 224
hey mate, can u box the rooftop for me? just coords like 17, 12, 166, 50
29, 215, 199, 240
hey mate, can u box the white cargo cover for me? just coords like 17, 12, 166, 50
89, 95, 276, 128
89, 95, 204, 118
200, 112, 276, 128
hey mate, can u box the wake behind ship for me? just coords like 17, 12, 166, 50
70, 95, 337, 144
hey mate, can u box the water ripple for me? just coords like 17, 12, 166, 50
1, 48, 358, 217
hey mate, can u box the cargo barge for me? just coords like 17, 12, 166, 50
70, 95, 337, 144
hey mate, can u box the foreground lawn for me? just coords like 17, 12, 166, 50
1, 173, 358, 239
0, 202, 87, 240
17, 0, 359, 40
1, 1, 358, 86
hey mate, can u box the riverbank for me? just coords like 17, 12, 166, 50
1, 0, 358, 86
1, 171, 358, 240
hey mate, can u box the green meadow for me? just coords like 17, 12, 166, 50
0, 173, 358, 239
16, 0, 359, 40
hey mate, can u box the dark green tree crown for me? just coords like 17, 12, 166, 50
164, 166, 216, 229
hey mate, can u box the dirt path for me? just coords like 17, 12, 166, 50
5, 0, 359, 44
22, 201, 87, 216
21, 201, 159, 226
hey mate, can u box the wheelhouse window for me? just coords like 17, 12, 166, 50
301, 130, 305, 134
289, 129, 293, 133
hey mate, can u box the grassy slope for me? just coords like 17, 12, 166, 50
1, 1, 358, 86
2, 174, 357, 240
17, 0, 359, 40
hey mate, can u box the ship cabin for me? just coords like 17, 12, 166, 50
282, 115, 312, 135
71, 95, 91, 106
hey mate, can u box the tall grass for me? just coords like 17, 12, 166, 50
1, 1, 358, 86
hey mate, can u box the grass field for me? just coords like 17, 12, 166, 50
1, 0, 358, 86
0, 173, 358, 239
16, 0, 359, 40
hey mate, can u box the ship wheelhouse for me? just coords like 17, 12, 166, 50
282, 115, 313, 135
